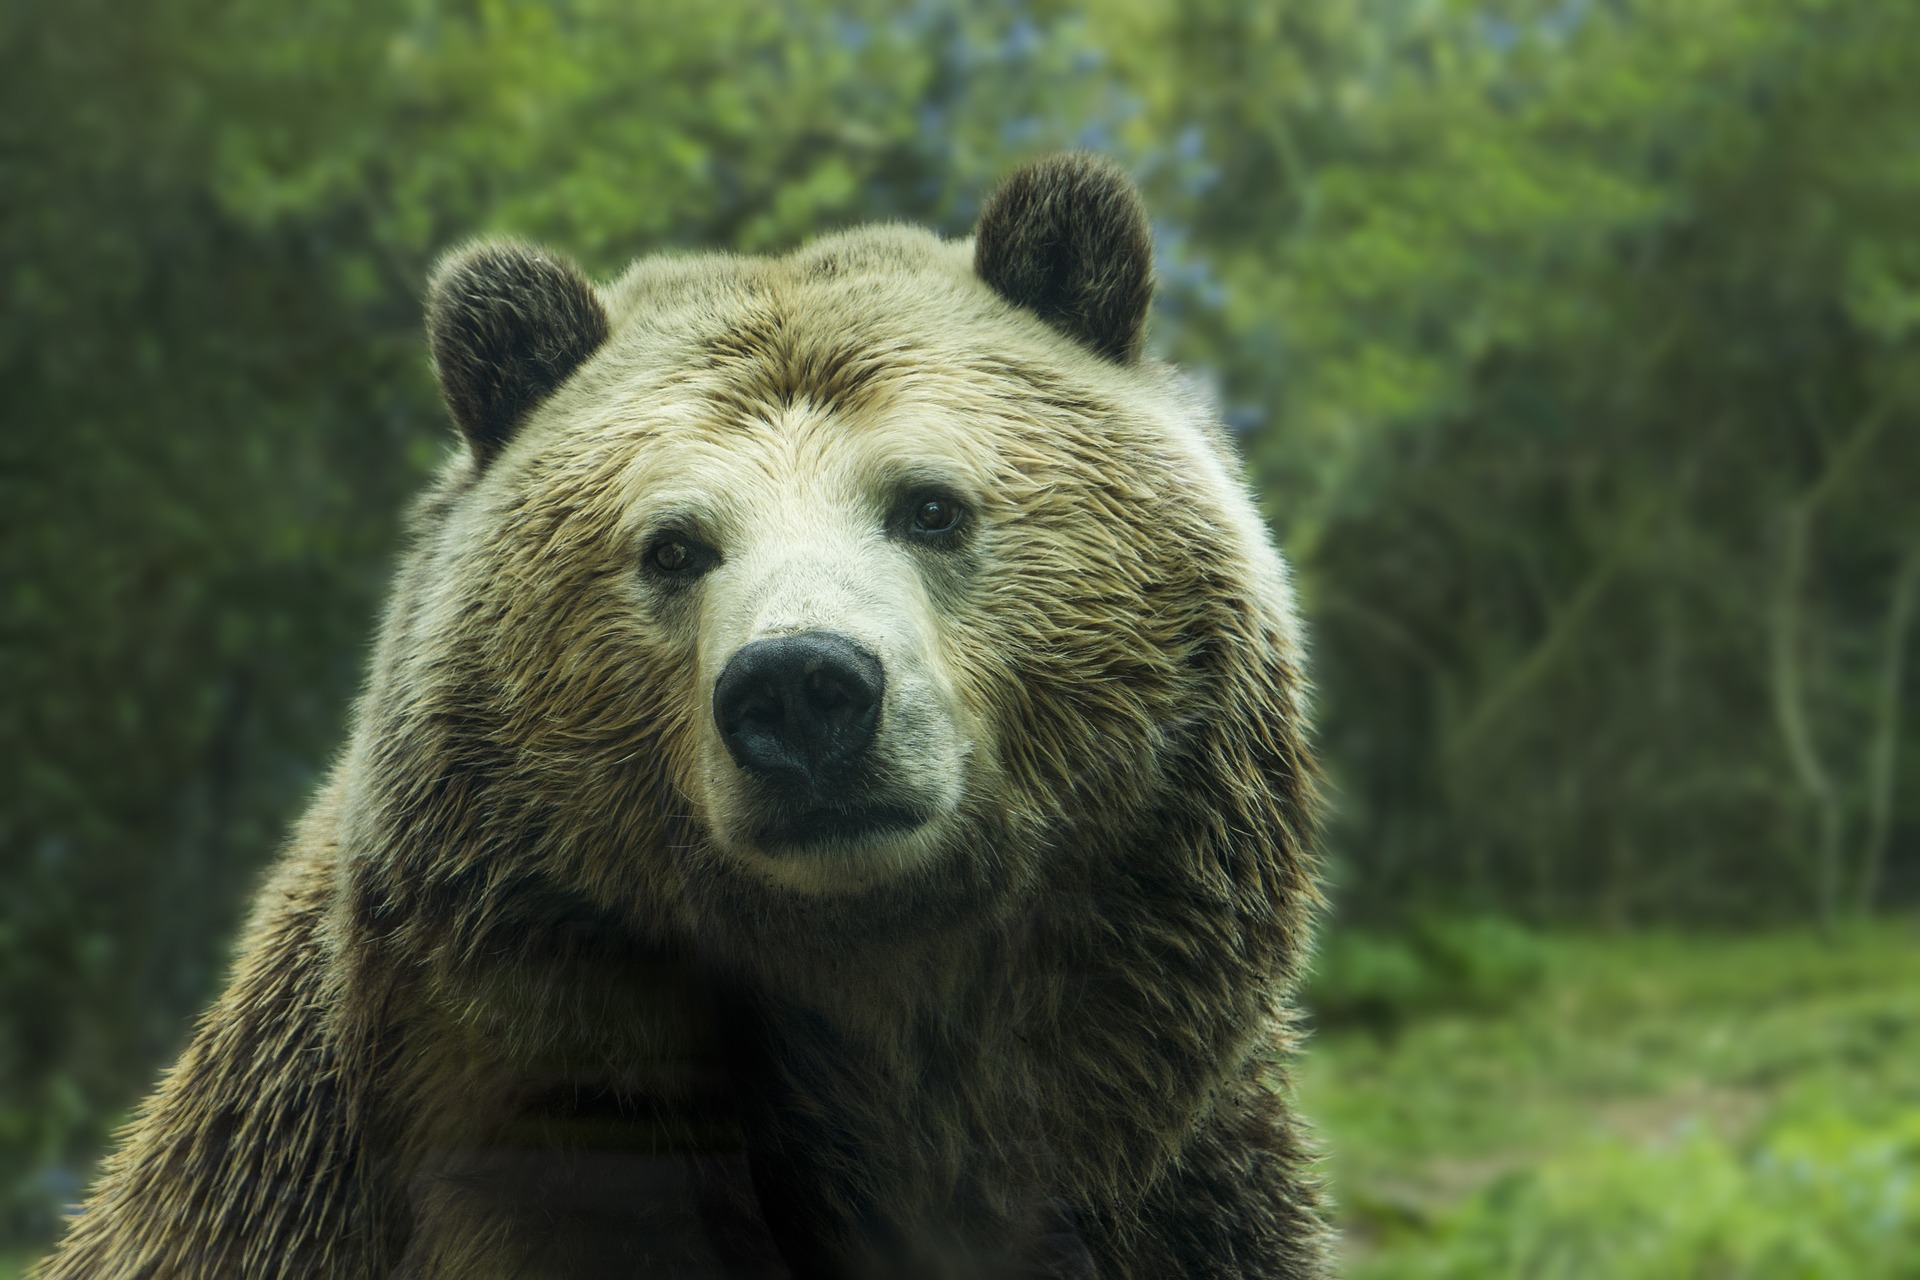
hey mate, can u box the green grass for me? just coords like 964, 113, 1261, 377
1299, 922, 1920, 1278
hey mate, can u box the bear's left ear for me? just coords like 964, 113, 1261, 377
425, 239, 611, 464
973, 153, 1154, 364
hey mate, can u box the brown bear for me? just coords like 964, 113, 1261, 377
34, 153, 1327, 1279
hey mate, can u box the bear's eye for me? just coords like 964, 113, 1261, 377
913, 498, 960, 534
905, 493, 967, 540
643, 534, 715, 582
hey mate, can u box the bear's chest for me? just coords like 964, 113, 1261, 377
399, 937, 793, 1276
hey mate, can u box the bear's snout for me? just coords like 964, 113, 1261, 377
713, 630, 885, 794
693, 552, 968, 866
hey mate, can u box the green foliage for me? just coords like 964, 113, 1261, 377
1384, 1110, 1920, 1279
1269, 0, 1920, 924
1308, 914, 1548, 1031
1304, 924, 1920, 1278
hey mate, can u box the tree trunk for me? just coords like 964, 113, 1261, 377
1855, 543, 1920, 915
1768, 504, 1845, 933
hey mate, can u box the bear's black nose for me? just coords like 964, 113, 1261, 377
714, 631, 885, 788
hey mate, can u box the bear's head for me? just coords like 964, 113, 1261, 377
348, 155, 1310, 988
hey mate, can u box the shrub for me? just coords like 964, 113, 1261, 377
1307, 915, 1549, 1033
1361, 1106, 1920, 1279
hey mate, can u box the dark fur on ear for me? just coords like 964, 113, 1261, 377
425, 239, 611, 463
974, 153, 1155, 364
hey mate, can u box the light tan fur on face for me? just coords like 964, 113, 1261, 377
621, 399, 987, 893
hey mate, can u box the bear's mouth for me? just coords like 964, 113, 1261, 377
756, 803, 929, 850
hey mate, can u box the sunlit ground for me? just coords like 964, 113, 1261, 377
1301, 922, 1920, 1278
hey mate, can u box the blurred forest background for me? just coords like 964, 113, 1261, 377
4, 0, 1918, 1274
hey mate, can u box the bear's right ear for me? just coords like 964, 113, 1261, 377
425, 239, 611, 464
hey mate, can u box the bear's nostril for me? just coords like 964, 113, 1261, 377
733, 688, 783, 730
803, 663, 858, 714
713, 632, 885, 787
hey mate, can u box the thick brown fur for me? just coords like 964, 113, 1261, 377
426, 240, 612, 461
974, 153, 1154, 364
37, 154, 1329, 1279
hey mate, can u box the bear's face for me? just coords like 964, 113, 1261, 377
557, 349, 1012, 901
411, 157, 1278, 956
